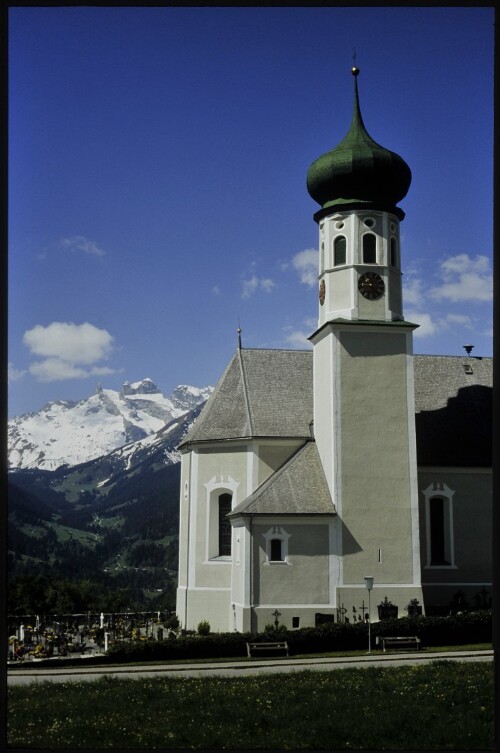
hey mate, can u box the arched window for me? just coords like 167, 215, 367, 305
334, 236, 346, 266
362, 233, 376, 264
429, 497, 450, 566
423, 483, 455, 568
218, 493, 232, 556
390, 237, 397, 267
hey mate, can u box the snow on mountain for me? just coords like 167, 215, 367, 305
8, 379, 213, 471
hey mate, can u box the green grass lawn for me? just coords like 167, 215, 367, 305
7, 660, 493, 749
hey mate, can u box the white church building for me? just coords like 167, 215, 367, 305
176, 68, 492, 633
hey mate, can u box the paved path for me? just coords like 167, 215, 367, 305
7, 649, 493, 686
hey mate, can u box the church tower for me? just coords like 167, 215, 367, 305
308, 67, 423, 612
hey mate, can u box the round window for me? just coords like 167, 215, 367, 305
363, 218, 375, 228
390, 222, 396, 232
335, 221, 345, 230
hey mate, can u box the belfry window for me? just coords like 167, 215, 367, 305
390, 237, 397, 267
362, 233, 376, 264
334, 236, 346, 266
218, 493, 232, 556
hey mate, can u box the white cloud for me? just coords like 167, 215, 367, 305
61, 235, 106, 257
284, 330, 313, 348
29, 358, 90, 382
23, 322, 114, 365
283, 318, 316, 348
241, 275, 275, 299
292, 248, 317, 287
211, 285, 221, 295
28, 360, 117, 383
8, 363, 26, 383
430, 254, 492, 302
404, 311, 437, 338
402, 277, 423, 306
23, 322, 116, 382
441, 254, 489, 275
260, 278, 275, 293
442, 313, 473, 328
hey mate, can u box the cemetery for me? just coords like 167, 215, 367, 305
7, 610, 177, 663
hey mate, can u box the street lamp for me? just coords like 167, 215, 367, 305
364, 576, 374, 654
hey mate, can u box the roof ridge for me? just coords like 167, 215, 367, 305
233, 440, 311, 511
237, 348, 254, 436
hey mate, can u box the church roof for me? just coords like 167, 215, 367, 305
413, 354, 492, 467
181, 349, 492, 468
306, 68, 411, 219
229, 440, 335, 517
180, 348, 313, 446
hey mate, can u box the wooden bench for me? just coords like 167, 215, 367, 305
246, 641, 289, 658
379, 636, 421, 652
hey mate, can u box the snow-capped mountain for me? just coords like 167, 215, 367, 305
8, 378, 213, 471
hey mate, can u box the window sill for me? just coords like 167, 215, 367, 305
424, 564, 458, 569
264, 560, 292, 566
206, 556, 232, 564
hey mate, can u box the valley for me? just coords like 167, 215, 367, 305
8, 381, 211, 614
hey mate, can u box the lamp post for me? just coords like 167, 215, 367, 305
364, 576, 374, 654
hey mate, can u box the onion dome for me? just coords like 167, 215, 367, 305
307, 67, 411, 220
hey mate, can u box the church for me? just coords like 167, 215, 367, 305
176, 68, 492, 633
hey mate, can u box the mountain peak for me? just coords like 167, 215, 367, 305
122, 378, 160, 396
9, 379, 213, 471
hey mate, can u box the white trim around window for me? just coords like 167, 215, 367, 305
262, 526, 292, 565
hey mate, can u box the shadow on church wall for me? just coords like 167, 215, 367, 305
415, 385, 492, 467
341, 520, 363, 555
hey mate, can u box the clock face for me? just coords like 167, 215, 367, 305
319, 279, 325, 305
358, 272, 385, 300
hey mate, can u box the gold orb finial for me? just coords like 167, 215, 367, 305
352, 66, 359, 76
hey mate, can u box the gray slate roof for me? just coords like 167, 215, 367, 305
181, 348, 492, 468
181, 348, 313, 445
413, 355, 492, 467
229, 440, 335, 516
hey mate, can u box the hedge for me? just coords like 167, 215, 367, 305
13, 611, 490, 668
103, 610, 492, 664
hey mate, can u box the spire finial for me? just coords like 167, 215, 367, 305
352, 49, 359, 76
237, 324, 242, 350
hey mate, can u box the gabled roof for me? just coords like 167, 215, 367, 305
180, 348, 492, 468
180, 348, 313, 446
229, 441, 335, 516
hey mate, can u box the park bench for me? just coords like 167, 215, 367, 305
246, 641, 289, 658
379, 636, 421, 652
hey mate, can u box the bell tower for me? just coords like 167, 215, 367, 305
309, 66, 411, 327
308, 67, 423, 613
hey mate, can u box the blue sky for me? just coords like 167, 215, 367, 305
8, 6, 494, 417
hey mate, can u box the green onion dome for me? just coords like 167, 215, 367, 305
307, 68, 411, 219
